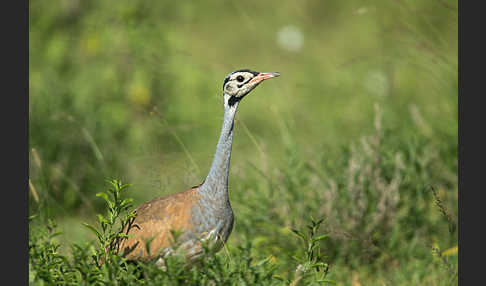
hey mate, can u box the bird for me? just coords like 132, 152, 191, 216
117, 69, 280, 266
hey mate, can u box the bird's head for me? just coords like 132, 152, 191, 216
223, 69, 280, 107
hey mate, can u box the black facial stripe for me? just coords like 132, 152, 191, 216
228, 96, 240, 107
233, 69, 259, 76
223, 76, 230, 89
237, 77, 252, 88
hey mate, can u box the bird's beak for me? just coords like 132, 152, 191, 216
249, 72, 280, 84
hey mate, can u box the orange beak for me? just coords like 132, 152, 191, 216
249, 72, 280, 84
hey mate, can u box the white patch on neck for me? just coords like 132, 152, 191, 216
223, 93, 231, 104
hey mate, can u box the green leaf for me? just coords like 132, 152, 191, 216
272, 275, 287, 282
83, 223, 101, 240
291, 229, 306, 240
96, 192, 110, 204
312, 262, 327, 268
255, 256, 271, 267
144, 236, 155, 255
291, 255, 304, 263
50, 231, 63, 238
97, 214, 106, 223
317, 279, 337, 284
312, 235, 328, 243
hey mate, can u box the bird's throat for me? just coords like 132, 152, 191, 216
199, 96, 238, 201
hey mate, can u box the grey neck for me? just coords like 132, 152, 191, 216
199, 94, 238, 201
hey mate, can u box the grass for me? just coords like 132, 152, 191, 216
29, 180, 333, 285
29, 108, 458, 284
29, 0, 457, 285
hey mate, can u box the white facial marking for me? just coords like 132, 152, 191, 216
223, 71, 257, 97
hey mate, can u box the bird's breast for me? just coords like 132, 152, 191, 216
189, 196, 234, 245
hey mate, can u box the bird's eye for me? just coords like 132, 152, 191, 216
236, 75, 245, 82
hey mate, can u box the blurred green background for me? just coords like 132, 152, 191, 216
29, 0, 457, 284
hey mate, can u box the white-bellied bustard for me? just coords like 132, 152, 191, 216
118, 69, 280, 266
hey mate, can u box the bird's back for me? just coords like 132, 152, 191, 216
118, 183, 233, 262
119, 186, 202, 261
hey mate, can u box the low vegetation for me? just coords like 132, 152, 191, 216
29, 108, 457, 284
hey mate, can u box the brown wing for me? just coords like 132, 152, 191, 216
119, 186, 201, 261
